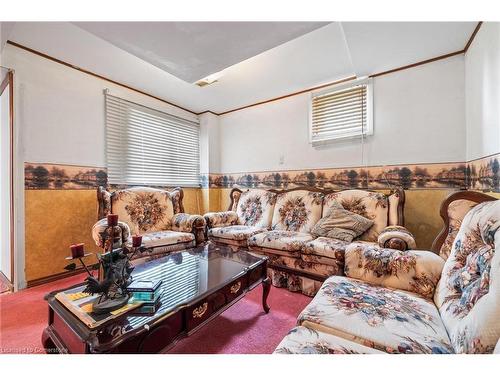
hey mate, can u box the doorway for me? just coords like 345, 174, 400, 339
0, 67, 14, 293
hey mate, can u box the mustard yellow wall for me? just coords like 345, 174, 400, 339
23, 186, 496, 283
25, 187, 203, 283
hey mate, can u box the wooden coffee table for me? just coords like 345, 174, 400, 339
42, 243, 270, 353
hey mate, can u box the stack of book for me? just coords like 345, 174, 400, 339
127, 280, 162, 314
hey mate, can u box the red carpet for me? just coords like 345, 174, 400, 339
0, 274, 311, 354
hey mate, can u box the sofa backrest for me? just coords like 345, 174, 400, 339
271, 189, 324, 233
323, 190, 391, 242
434, 200, 500, 353
234, 189, 277, 229
431, 191, 497, 259
97, 186, 184, 235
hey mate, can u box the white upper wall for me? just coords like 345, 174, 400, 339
465, 22, 500, 160
3, 44, 197, 167
218, 55, 466, 174
7, 22, 475, 114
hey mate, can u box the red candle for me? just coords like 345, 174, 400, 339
107, 214, 119, 226
132, 235, 142, 247
70, 243, 85, 258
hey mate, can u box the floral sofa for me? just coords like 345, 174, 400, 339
274, 191, 500, 354
204, 187, 416, 296
92, 186, 205, 258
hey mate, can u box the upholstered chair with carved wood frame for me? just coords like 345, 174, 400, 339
205, 186, 414, 296
276, 191, 500, 354
93, 186, 205, 259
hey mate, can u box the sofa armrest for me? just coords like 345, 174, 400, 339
172, 213, 206, 244
91, 218, 131, 249
344, 243, 444, 299
377, 225, 416, 250
203, 211, 239, 229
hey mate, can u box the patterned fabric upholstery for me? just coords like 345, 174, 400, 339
204, 211, 239, 228
298, 276, 453, 354
208, 225, 267, 241
345, 243, 445, 299
171, 213, 205, 232
235, 189, 277, 228
434, 201, 500, 353
323, 190, 388, 242
92, 218, 131, 249
248, 230, 314, 257
439, 199, 479, 260
274, 326, 385, 354
271, 190, 324, 233
126, 230, 195, 248
302, 237, 347, 267
377, 226, 416, 249
110, 187, 175, 235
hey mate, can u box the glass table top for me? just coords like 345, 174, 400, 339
56, 242, 267, 345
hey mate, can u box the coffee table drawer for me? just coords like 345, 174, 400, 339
224, 276, 247, 303
186, 291, 226, 332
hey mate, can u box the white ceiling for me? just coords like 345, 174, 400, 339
73, 22, 329, 83
5, 22, 477, 113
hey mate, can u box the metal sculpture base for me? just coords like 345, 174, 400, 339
92, 294, 130, 314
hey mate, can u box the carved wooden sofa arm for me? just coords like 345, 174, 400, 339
171, 213, 206, 245
377, 225, 417, 251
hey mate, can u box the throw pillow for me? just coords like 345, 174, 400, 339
312, 204, 374, 242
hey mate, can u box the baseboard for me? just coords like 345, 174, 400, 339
26, 265, 99, 288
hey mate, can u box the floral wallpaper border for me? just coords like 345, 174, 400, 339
202, 153, 500, 192
24, 162, 107, 190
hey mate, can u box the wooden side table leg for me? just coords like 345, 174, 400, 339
262, 277, 271, 313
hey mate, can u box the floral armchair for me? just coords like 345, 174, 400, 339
92, 186, 205, 259
204, 187, 415, 296
275, 191, 500, 354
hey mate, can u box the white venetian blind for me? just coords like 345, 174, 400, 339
311, 82, 370, 144
105, 93, 200, 187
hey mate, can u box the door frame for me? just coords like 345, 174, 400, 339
0, 70, 15, 287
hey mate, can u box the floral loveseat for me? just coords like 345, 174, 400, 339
204, 187, 416, 296
274, 191, 500, 354
92, 186, 205, 258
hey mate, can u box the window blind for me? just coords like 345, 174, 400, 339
105, 93, 200, 187
310, 82, 371, 144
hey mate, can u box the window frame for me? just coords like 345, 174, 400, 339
309, 77, 374, 145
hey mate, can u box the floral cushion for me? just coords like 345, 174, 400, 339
323, 190, 388, 242
274, 326, 385, 354
271, 190, 324, 233
434, 200, 500, 353
126, 230, 195, 248
344, 243, 445, 299
235, 189, 277, 228
439, 199, 479, 260
298, 276, 453, 354
302, 237, 347, 266
311, 202, 374, 242
111, 187, 175, 235
204, 211, 239, 228
248, 230, 313, 256
208, 225, 267, 241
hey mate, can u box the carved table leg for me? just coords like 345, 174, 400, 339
262, 277, 271, 313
